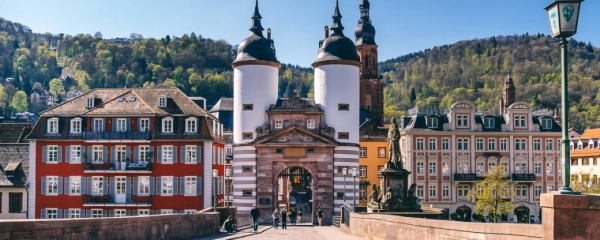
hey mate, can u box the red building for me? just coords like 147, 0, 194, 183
26, 88, 226, 219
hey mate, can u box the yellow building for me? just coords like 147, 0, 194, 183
358, 120, 389, 206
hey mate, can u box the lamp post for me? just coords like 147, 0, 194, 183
351, 168, 357, 212
212, 169, 218, 212
225, 168, 231, 208
545, 0, 584, 195
342, 167, 348, 204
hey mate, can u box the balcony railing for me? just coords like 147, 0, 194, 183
82, 194, 152, 206
512, 174, 536, 182
454, 173, 478, 181
84, 131, 153, 141
83, 161, 152, 172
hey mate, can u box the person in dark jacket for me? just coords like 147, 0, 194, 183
250, 204, 260, 233
221, 215, 235, 233
281, 209, 288, 229
290, 210, 297, 225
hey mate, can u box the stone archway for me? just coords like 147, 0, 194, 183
269, 163, 321, 224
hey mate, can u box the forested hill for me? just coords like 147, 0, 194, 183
0, 17, 312, 115
380, 34, 600, 131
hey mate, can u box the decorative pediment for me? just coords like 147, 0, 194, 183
252, 125, 337, 145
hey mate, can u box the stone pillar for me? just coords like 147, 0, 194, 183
541, 193, 600, 240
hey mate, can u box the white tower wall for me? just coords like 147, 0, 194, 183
314, 64, 360, 144
233, 64, 279, 143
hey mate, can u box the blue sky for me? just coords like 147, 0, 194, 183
1, 0, 598, 67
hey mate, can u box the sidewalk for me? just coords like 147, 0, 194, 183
191, 225, 272, 240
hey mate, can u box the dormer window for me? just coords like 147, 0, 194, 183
484, 118, 495, 128
578, 141, 583, 150
185, 117, 197, 133
70, 118, 82, 133
515, 115, 526, 127
48, 118, 59, 133
275, 120, 283, 129
589, 140, 595, 150
426, 117, 438, 128
158, 95, 167, 108
542, 119, 553, 129
456, 115, 469, 127
162, 117, 173, 133
85, 97, 94, 108
307, 119, 316, 129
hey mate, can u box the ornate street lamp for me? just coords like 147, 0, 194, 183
342, 167, 348, 203
225, 168, 231, 207
545, 0, 584, 195
352, 168, 358, 212
213, 169, 219, 212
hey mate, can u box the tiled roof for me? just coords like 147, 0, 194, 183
268, 97, 321, 112
0, 145, 29, 187
580, 128, 600, 140
571, 148, 600, 157
0, 123, 30, 143
210, 98, 234, 112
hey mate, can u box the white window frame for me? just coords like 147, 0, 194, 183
162, 117, 173, 133
359, 147, 367, 157
161, 176, 174, 196
542, 119, 553, 129
47, 176, 59, 195
70, 118, 81, 133
484, 118, 495, 128
92, 177, 103, 195
46, 208, 58, 219
117, 146, 127, 162
185, 176, 197, 196
442, 138, 450, 151
428, 138, 436, 150
138, 176, 150, 195
93, 118, 104, 132
274, 120, 283, 129
457, 138, 468, 151
457, 185, 469, 198
93, 146, 103, 163
515, 163, 527, 174
458, 162, 469, 174
488, 162, 496, 171
476, 162, 485, 176
429, 162, 436, 174
442, 162, 450, 175
70, 146, 81, 163
534, 139, 542, 151
429, 185, 437, 197
86, 97, 94, 108
115, 209, 126, 217
442, 185, 450, 197
138, 209, 150, 216
307, 119, 316, 129
186, 146, 197, 163
417, 162, 424, 175
488, 138, 496, 151
535, 185, 542, 197
416, 185, 424, 197
116, 177, 126, 194
185, 209, 197, 214
500, 139, 508, 151
516, 185, 527, 198
476, 138, 484, 151
48, 146, 59, 163
158, 95, 167, 108
185, 117, 197, 133
516, 139, 526, 151
515, 115, 526, 127
359, 166, 367, 177
456, 115, 469, 127
161, 209, 173, 215
546, 139, 554, 151
70, 209, 81, 218
546, 163, 554, 175
48, 118, 59, 133
70, 176, 81, 195
589, 140, 595, 150
116, 118, 127, 132
416, 138, 424, 151
92, 209, 103, 218
139, 146, 150, 162
427, 117, 438, 128
534, 163, 542, 175
139, 118, 150, 132
162, 146, 174, 163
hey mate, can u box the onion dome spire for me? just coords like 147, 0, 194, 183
330, 0, 345, 36
249, 0, 264, 37
355, 0, 376, 45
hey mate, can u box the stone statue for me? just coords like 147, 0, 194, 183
367, 184, 381, 208
386, 117, 402, 170
407, 183, 422, 211
381, 187, 394, 208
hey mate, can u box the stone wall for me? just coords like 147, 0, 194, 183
0, 212, 219, 240
342, 212, 541, 240
541, 193, 600, 240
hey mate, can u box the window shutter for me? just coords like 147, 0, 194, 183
41, 177, 47, 194
138, 118, 142, 132
112, 118, 117, 132
126, 146, 131, 163
180, 177, 185, 195
133, 210, 138, 216
57, 147, 63, 163
57, 210, 62, 219
87, 177, 92, 194
180, 147, 186, 163
173, 177, 178, 195
64, 177, 70, 194
133, 177, 139, 195
109, 210, 115, 217
149, 177, 155, 195
41, 209, 47, 219
65, 146, 71, 163
103, 178, 108, 194
57, 177, 63, 194
196, 146, 201, 163
81, 177, 86, 194
156, 210, 161, 215
196, 177, 202, 195
134, 147, 139, 163
126, 210, 131, 216
156, 177, 162, 195
173, 146, 178, 163
110, 146, 116, 165
157, 147, 162, 163
42, 146, 48, 162
126, 118, 131, 132
87, 146, 92, 162
102, 146, 108, 163
64, 210, 70, 219
80, 211, 85, 218
149, 210, 154, 215
110, 177, 116, 195
126, 177, 131, 195
102, 210, 107, 218
86, 210, 91, 218
149, 146, 154, 163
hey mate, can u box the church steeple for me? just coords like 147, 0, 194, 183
330, 0, 345, 36
249, 0, 264, 37
359, 0, 371, 24
500, 71, 516, 114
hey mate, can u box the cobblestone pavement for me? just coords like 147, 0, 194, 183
192, 224, 365, 240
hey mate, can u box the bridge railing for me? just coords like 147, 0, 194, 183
237, 216, 253, 230
342, 203, 353, 227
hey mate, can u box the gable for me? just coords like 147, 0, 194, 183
252, 126, 337, 145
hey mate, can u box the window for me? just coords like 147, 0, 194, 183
442, 138, 449, 151
162, 118, 173, 133
427, 117, 438, 128
139, 118, 149, 132
186, 146, 197, 163
457, 138, 468, 151
46, 209, 58, 219
48, 118, 59, 133
359, 148, 366, 157
185, 177, 197, 195
92, 177, 103, 195
116, 177, 126, 195
185, 210, 197, 214
429, 162, 436, 174
242, 132, 253, 139
534, 163, 542, 175
338, 132, 349, 139
8, 193, 22, 213
161, 209, 173, 215
578, 142, 583, 150
185, 118, 197, 133
484, 118, 495, 128
138, 209, 150, 216
359, 166, 367, 177
158, 95, 167, 108
417, 162, 424, 175
86, 97, 94, 108
500, 139, 508, 151
488, 139, 496, 151
307, 119, 316, 129
47, 176, 59, 194
242, 166, 253, 173
546, 163, 554, 175
515, 139, 526, 151
92, 209, 103, 218
275, 120, 283, 129
501, 162, 508, 175
93, 146, 103, 163
70, 209, 81, 218
590, 140, 595, 150
428, 138, 436, 150
542, 119, 553, 129
70, 176, 81, 194
442, 186, 450, 197
139, 146, 150, 162
70, 118, 81, 133
162, 176, 173, 195
429, 185, 437, 197
515, 116, 526, 127
338, 104, 350, 111
515, 163, 527, 174
138, 176, 150, 195
416, 185, 424, 197
457, 115, 469, 127
488, 162, 496, 171
162, 146, 174, 163
442, 163, 450, 175
457, 162, 469, 174
457, 185, 469, 198
48, 146, 59, 163
476, 163, 484, 176
226, 146, 232, 155
242, 104, 253, 110
535, 186, 542, 197
546, 139, 553, 151
547, 185, 554, 193
476, 139, 484, 151
242, 190, 252, 197
275, 148, 283, 154
116, 119, 127, 132
416, 138, 424, 150
117, 146, 127, 162
534, 139, 542, 151
516, 186, 527, 198
93, 118, 104, 132
115, 209, 126, 217
359, 187, 366, 200
70, 146, 81, 163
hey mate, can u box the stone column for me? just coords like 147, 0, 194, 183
541, 193, 600, 240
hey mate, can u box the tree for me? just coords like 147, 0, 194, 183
10, 91, 28, 113
409, 87, 416, 103
93, 31, 103, 39
571, 174, 600, 193
49, 78, 66, 96
0, 84, 7, 113
472, 166, 515, 223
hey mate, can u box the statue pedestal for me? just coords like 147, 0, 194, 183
378, 169, 411, 201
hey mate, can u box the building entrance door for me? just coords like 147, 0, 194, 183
115, 177, 126, 203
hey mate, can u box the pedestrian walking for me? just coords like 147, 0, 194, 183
250, 204, 261, 233
281, 208, 288, 229
290, 210, 297, 225
272, 208, 280, 229
317, 207, 323, 227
